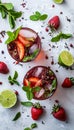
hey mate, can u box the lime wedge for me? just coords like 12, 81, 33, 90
0, 90, 17, 108
58, 50, 74, 67
53, 0, 64, 4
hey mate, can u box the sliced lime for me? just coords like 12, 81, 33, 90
58, 50, 74, 67
53, 0, 64, 4
0, 90, 17, 108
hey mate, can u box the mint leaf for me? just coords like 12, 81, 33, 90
13, 71, 18, 79
51, 32, 72, 42
35, 11, 41, 17
24, 128, 31, 130
23, 49, 39, 62
13, 112, 21, 121
0, 3, 14, 10
27, 91, 34, 100
1, 9, 6, 18
21, 101, 33, 107
30, 11, 48, 21
31, 123, 37, 129
32, 86, 41, 92
39, 14, 48, 20
50, 79, 57, 93
61, 33, 72, 39
5, 26, 21, 44
8, 71, 20, 86
9, 15, 15, 29
30, 15, 40, 21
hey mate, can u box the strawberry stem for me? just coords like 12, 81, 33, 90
70, 77, 74, 85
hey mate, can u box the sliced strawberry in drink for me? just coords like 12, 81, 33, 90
18, 35, 32, 47
23, 79, 29, 86
15, 40, 25, 60
29, 77, 42, 86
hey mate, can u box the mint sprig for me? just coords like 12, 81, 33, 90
5, 26, 21, 44
22, 82, 41, 100
30, 11, 48, 21
8, 71, 20, 86
51, 32, 72, 42
0, 1, 22, 28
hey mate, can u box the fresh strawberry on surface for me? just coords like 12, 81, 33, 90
48, 16, 60, 30
52, 104, 66, 121
0, 61, 9, 74
31, 102, 43, 120
62, 77, 74, 88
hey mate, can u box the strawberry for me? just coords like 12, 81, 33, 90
52, 104, 66, 121
0, 61, 9, 74
48, 16, 60, 30
31, 102, 43, 120
62, 77, 74, 88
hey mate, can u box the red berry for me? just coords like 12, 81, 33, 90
62, 77, 72, 88
15, 90, 18, 95
52, 104, 66, 121
48, 16, 60, 30
31, 102, 43, 120
0, 61, 9, 74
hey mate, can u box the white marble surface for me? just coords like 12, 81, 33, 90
0, 0, 74, 130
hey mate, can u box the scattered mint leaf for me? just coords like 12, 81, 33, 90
5, 26, 21, 44
23, 49, 39, 62
8, 71, 20, 86
31, 123, 37, 129
24, 128, 31, 130
30, 11, 48, 21
13, 112, 21, 121
22, 82, 41, 100
21, 101, 33, 107
0, 2, 22, 28
51, 32, 72, 42
39, 14, 48, 20
24, 123, 37, 130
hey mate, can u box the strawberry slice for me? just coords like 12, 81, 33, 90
15, 40, 25, 60
23, 79, 29, 86
18, 35, 33, 47
29, 77, 42, 86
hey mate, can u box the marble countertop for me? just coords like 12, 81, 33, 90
0, 0, 74, 130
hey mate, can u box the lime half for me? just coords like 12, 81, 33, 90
0, 90, 17, 108
58, 50, 74, 67
53, 0, 64, 4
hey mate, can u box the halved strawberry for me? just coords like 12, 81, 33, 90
15, 40, 25, 60
18, 35, 32, 47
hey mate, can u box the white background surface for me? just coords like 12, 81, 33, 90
0, 0, 74, 130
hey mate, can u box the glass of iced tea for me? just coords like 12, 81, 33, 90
23, 66, 57, 100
